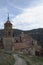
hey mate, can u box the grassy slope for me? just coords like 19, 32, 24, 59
0, 50, 15, 65
19, 54, 43, 65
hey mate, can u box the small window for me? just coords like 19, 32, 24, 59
8, 32, 10, 35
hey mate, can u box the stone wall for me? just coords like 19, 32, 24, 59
3, 38, 13, 51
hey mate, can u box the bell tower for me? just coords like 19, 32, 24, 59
4, 14, 12, 37
3, 14, 13, 51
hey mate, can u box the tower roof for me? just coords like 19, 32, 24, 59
4, 14, 12, 25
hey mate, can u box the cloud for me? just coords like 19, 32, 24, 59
0, 0, 43, 30
0, 7, 9, 29
7, 0, 24, 11
12, 3, 43, 30
0, 8, 8, 14
7, 0, 42, 8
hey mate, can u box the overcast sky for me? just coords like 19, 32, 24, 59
0, 0, 43, 30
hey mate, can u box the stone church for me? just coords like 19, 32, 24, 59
0, 15, 41, 55
3, 15, 25, 51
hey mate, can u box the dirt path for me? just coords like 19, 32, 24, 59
13, 54, 27, 65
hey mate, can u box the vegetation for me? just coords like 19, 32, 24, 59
18, 54, 30, 65
0, 49, 15, 65
19, 54, 43, 65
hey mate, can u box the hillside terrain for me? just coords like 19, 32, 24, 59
19, 54, 43, 65
24, 28, 43, 48
0, 50, 15, 65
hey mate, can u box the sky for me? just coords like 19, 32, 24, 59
0, 0, 43, 30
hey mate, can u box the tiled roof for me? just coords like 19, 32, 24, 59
4, 20, 12, 25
